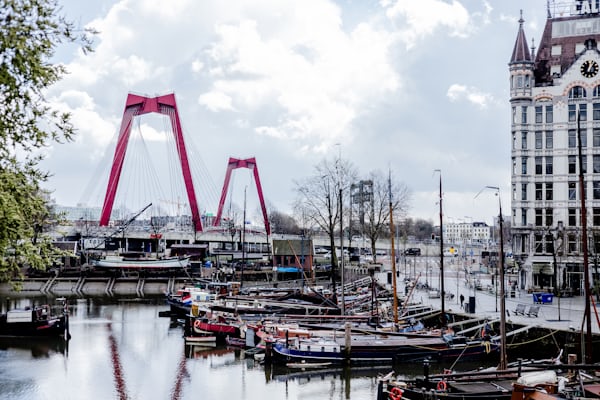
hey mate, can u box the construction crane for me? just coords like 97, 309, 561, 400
110, 203, 153, 238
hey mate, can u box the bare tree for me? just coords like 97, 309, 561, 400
294, 157, 357, 289
268, 209, 301, 234
361, 171, 411, 262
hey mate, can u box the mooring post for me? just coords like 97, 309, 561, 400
344, 322, 351, 365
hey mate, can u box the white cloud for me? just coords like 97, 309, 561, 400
198, 3, 399, 149
198, 91, 234, 112
191, 60, 204, 73
41, 0, 527, 225
49, 90, 116, 152
383, 0, 472, 48
447, 84, 496, 109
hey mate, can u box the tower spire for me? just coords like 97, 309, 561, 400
510, 10, 532, 64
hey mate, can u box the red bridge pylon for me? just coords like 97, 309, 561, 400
213, 157, 270, 236
99, 93, 203, 231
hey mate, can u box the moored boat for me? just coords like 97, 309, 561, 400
165, 286, 217, 319
0, 303, 69, 339
286, 360, 333, 369
268, 332, 498, 365
186, 315, 242, 344
184, 335, 217, 347
93, 255, 190, 269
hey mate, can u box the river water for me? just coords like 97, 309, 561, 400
0, 296, 491, 400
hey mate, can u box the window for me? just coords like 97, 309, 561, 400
535, 157, 543, 174
521, 209, 527, 226
512, 157, 517, 174
517, 76, 523, 88
535, 131, 542, 149
545, 131, 553, 149
546, 183, 553, 200
595, 155, 600, 173
546, 234, 555, 254
522, 157, 527, 174
535, 183, 542, 200
568, 233, 578, 253
569, 129, 577, 148
594, 208, 600, 226
580, 103, 588, 121
569, 181, 577, 200
513, 132, 517, 149
521, 106, 527, 124
594, 181, 600, 200
534, 234, 543, 254
535, 106, 543, 123
522, 131, 527, 149
583, 155, 588, 173
546, 105, 553, 123
569, 208, 577, 226
569, 155, 577, 174
545, 156, 553, 174
545, 208, 553, 226
521, 183, 527, 201
535, 209, 543, 226
569, 85, 587, 98
594, 128, 600, 146
569, 129, 588, 147
595, 103, 600, 120
594, 85, 600, 97
569, 104, 577, 122
512, 107, 517, 124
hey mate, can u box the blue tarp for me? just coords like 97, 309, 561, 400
276, 266, 302, 273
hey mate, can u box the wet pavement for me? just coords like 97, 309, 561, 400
397, 263, 599, 335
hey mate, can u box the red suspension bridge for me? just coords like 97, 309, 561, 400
97, 93, 270, 235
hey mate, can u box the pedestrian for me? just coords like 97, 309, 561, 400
459, 294, 465, 310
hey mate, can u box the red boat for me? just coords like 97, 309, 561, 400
187, 316, 240, 343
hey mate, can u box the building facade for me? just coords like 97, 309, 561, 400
510, 1, 600, 295
443, 221, 491, 245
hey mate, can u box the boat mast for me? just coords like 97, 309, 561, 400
481, 185, 507, 369
388, 170, 399, 325
241, 186, 247, 288
437, 170, 445, 317
578, 113, 593, 363
498, 193, 507, 370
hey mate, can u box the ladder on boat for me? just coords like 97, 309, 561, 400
400, 273, 421, 317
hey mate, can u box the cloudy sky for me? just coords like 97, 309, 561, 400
41, 0, 551, 227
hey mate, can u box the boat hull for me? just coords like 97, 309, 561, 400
93, 257, 190, 269
0, 314, 68, 338
270, 337, 499, 365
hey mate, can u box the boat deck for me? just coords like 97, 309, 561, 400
450, 380, 513, 393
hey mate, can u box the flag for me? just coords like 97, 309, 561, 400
181, 292, 192, 305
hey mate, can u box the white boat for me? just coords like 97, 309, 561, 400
286, 360, 333, 369
185, 335, 217, 346
93, 256, 190, 269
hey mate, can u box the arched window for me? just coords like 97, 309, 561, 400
569, 86, 587, 99
593, 85, 600, 97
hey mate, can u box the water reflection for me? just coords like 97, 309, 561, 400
0, 337, 68, 358
0, 295, 497, 400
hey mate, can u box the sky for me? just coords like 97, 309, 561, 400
40, 0, 552, 228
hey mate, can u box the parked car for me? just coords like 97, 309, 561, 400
404, 248, 421, 256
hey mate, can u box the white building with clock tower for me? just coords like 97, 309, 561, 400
510, 1, 600, 296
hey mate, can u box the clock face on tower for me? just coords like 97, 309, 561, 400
581, 60, 599, 78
